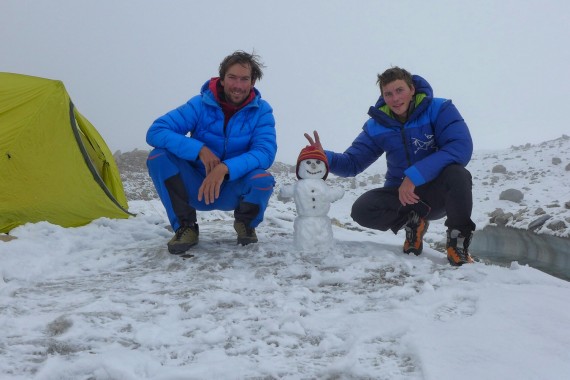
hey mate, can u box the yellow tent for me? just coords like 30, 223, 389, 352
0, 72, 131, 233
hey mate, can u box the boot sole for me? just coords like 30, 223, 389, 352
447, 255, 474, 266
403, 246, 423, 256
168, 241, 198, 255
237, 238, 258, 246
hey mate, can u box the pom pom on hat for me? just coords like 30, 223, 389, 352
296, 145, 329, 180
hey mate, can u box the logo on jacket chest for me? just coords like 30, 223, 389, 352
412, 134, 435, 153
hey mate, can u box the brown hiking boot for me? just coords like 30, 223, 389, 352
446, 229, 474, 266
403, 211, 429, 256
167, 224, 199, 254
234, 220, 258, 246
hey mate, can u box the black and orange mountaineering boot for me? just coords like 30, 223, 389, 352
446, 229, 474, 266
403, 211, 430, 256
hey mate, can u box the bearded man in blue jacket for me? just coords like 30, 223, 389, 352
305, 67, 476, 266
147, 51, 277, 255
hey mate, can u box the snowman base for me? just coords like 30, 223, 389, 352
293, 215, 335, 251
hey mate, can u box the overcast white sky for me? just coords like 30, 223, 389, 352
2, 0, 569, 164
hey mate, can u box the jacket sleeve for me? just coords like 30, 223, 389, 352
223, 100, 277, 180
145, 96, 205, 161
325, 122, 384, 178
404, 100, 473, 186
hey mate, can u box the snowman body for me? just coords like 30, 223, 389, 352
280, 158, 344, 251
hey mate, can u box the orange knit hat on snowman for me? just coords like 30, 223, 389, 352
296, 145, 329, 180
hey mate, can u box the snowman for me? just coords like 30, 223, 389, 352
279, 146, 344, 251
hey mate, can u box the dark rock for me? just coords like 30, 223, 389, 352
528, 215, 551, 231
492, 164, 507, 174
495, 213, 514, 226
499, 189, 524, 203
547, 220, 567, 232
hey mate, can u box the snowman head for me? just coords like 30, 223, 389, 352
298, 158, 328, 179
296, 145, 329, 180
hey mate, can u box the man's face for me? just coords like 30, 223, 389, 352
382, 79, 415, 118
221, 63, 254, 106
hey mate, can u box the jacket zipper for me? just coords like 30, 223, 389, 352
400, 124, 411, 169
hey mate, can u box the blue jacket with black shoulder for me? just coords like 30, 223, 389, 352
325, 75, 473, 188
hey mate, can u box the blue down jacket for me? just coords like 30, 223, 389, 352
146, 80, 277, 181
326, 75, 473, 188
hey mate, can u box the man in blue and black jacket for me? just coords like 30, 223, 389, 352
305, 67, 476, 266
147, 51, 277, 255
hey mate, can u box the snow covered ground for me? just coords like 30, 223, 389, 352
1, 137, 569, 379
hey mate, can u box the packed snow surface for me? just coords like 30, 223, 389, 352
1, 137, 570, 379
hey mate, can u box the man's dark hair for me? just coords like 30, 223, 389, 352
376, 66, 414, 95
219, 50, 265, 82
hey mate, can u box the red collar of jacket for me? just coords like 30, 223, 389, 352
208, 77, 255, 125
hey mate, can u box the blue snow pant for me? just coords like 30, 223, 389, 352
350, 164, 476, 235
147, 148, 275, 232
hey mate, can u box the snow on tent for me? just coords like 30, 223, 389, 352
0, 72, 131, 234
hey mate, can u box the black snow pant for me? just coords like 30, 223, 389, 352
350, 164, 476, 235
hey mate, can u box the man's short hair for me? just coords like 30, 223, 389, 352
376, 67, 413, 95
219, 50, 265, 82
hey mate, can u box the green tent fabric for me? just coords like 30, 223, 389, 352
0, 72, 131, 233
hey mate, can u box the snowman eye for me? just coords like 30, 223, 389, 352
315, 160, 321, 164
305, 160, 312, 165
